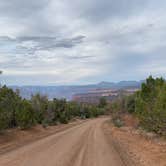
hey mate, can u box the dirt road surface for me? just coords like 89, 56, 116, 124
0, 118, 128, 166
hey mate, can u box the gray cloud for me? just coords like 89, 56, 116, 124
0, 0, 48, 17
0, 0, 166, 85
66, 0, 149, 23
0, 35, 86, 55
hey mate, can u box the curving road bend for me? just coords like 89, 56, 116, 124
0, 118, 126, 166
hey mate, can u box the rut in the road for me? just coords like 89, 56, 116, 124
0, 118, 131, 166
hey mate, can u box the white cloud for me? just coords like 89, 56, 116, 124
0, 0, 166, 85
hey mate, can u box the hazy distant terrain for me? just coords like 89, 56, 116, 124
10, 81, 142, 100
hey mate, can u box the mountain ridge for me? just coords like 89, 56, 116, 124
10, 80, 143, 100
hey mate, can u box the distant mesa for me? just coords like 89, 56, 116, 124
72, 88, 139, 104
10, 80, 142, 101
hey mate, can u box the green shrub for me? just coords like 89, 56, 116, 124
130, 76, 166, 136
0, 85, 107, 132
41, 119, 49, 128
98, 97, 107, 108
59, 113, 68, 124
112, 117, 124, 128
126, 95, 136, 113
16, 100, 36, 129
0, 109, 9, 131
0, 86, 22, 129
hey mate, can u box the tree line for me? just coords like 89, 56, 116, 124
110, 76, 166, 136
0, 85, 106, 131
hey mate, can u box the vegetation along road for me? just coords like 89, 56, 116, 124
0, 117, 132, 166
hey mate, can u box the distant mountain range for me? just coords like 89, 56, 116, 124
10, 81, 143, 100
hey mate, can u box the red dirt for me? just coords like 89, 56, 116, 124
122, 113, 139, 128
0, 119, 86, 154
0, 117, 165, 166
103, 120, 166, 166
0, 118, 126, 166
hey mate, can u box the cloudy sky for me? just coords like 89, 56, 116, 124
0, 0, 166, 85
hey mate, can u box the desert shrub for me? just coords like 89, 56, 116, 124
0, 85, 107, 132
41, 119, 49, 128
0, 109, 9, 131
0, 86, 22, 129
138, 84, 166, 136
31, 94, 48, 124
98, 97, 107, 108
112, 118, 124, 128
16, 100, 36, 129
84, 106, 93, 118
131, 76, 166, 136
110, 101, 124, 127
59, 112, 68, 124
111, 111, 124, 127
125, 95, 136, 113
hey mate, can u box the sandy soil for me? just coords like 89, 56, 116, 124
103, 120, 166, 166
0, 118, 126, 166
0, 117, 165, 166
0, 119, 86, 155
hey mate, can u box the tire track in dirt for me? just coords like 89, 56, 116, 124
0, 118, 132, 166
0, 120, 88, 155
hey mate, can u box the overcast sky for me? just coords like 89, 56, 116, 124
0, 0, 166, 85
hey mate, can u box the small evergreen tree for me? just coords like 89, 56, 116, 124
16, 100, 36, 129
98, 97, 107, 108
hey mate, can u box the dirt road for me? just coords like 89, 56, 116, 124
0, 118, 127, 166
